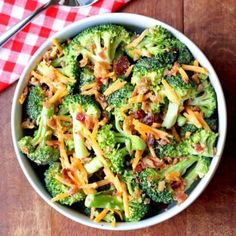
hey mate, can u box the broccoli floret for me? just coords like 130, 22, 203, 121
155, 138, 179, 158
18, 105, 60, 165
172, 39, 193, 64
189, 80, 217, 118
131, 57, 166, 92
37, 61, 76, 93
97, 124, 126, 151
114, 109, 146, 153
59, 94, 100, 159
51, 54, 79, 81
44, 163, 85, 205
139, 156, 198, 203
26, 85, 44, 121
180, 129, 218, 157
106, 82, 134, 108
126, 25, 174, 60
184, 157, 211, 191
179, 123, 198, 137
162, 102, 179, 129
79, 67, 95, 87
69, 24, 131, 65
105, 147, 128, 175
164, 74, 197, 102
125, 198, 149, 222
205, 117, 218, 132
122, 170, 149, 222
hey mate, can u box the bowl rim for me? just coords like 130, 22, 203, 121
11, 12, 227, 231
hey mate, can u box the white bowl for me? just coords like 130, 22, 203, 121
11, 13, 227, 230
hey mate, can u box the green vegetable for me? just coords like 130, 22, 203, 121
189, 80, 217, 118
26, 85, 44, 121
18, 105, 59, 165
139, 156, 198, 203
45, 163, 85, 205
162, 102, 179, 129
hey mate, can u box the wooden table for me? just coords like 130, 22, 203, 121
1, 0, 235, 235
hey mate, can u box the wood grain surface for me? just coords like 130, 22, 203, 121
0, 0, 235, 235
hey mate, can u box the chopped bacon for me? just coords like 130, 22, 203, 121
68, 185, 79, 196
172, 178, 187, 204
18, 86, 29, 105
113, 56, 130, 76
46, 140, 60, 148
21, 119, 35, 129
195, 143, 204, 153
174, 190, 187, 204
76, 113, 85, 122
62, 168, 76, 185
141, 156, 164, 169
135, 163, 144, 173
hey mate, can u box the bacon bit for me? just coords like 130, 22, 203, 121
192, 73, 200, 84
94, 61, 111, 79
195, 143, 204, 153
113, 56, 130, 76
135, 163, 143, 172
62, 168, 76, 185
158, 181, 166, 192
18, 86, 29, 104
68, 185, 79, 196
46, 140, 60, 148
99, 50, 107, 60
141, 156, 164, 169
170, 63, 180, 76
148, 145, 158, 158
21, 119, 35, 129
174, 191, 187, 204
76, 112, 85, 122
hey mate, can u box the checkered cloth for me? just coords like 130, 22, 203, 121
0, 0, 130, 92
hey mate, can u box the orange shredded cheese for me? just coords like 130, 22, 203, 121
81, 179, 110, 189
182, 64, 208, 75
193, 60, 199, 67
90, 207, 96, 220
132, 150, 143, 170
127, 29, 149, 49
179, 67, 189, 83
133, 119, 171, 141
103, 79, 127, 96
183, 107, 202, 128
54, 175, 74, 187
129, 94, 144, 103
94, 208, 110, 223
80, 83, 97, 91
165, 171, 181, 183
194, 111, 211, 131
124, 65, 134, 78
18, 86, 29, 104
111, 219, 116, 228
52, 38, 63, 56
171, 127, 181, 142
51, 192, 69, 202
121, 183, 130, 218
162, 79, 181, 104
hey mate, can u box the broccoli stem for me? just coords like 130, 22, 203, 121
84, 156, 103, 175
162, 102, 179, 129
71, 112, 89, 159
85, 193, 124, 210
114, 114, 146, 152
32, 105, 54, 146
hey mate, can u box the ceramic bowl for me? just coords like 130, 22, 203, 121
11, 13, 227, 230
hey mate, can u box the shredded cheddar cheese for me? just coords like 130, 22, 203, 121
162, 79, 181, 104
127, 29, 149, 49
103, 79, 127, 96
182, 64, 208, 75
94, 208, 110, 223
52, 38, 63, 56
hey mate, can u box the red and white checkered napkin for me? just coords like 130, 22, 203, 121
0, 0, 130, 92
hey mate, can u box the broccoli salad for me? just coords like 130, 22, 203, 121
18, 24, 218, 226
